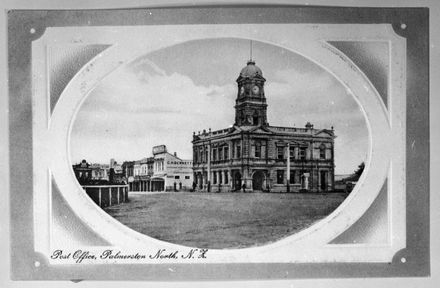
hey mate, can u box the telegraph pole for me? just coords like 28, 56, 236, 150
286, 142, 290, 193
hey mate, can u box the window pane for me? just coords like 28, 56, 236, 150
255, 142, 261, 158
277, 146, 284, 160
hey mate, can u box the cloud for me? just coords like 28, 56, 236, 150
71, 60, 368, 174
265, 68, 362, 126
71, 63, 236, 163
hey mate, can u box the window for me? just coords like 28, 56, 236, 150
255, 141, 261, 158
185, 176, 190, 179
174, 175, 180, 179
236, 145, 241, 158
277, 170, 284, 184
224, 146, 229, 160
277, 146, 284, 160
290, 170, 296, 184
253, 116, 259, 125
289, 147, 295, 161
213, 148, 217, 161
219, 147, 223, 160
299, 147, 307, 160
320, 145, 326, 159
219, 172, 222, 184
224, 171, 229, 184
213, 172, 217, 184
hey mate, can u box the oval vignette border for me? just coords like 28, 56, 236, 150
31, 24, 406, 264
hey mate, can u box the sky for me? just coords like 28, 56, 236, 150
70, 38, 369, 174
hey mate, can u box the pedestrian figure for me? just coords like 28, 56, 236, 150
192, 181, 197, 192
242, 182, 246, 193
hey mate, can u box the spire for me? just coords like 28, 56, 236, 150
247, 40, 255, 65
250, 40, 253, 62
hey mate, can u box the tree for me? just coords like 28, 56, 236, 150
354, 162, 365, 180
342, 162, 365, 183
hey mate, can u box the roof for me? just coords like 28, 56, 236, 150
193, 124, 335, 141
239, 60, 263, 78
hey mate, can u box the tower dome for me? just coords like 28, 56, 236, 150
239, 60, 263, 78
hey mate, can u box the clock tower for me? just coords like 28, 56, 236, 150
235, 59, 268, 126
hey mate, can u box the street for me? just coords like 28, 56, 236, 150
104, 191, 348, 249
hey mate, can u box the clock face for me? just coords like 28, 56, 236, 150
252, 85, 260, 94
240, 86, 245, 95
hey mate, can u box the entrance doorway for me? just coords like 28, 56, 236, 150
320, 171, 327, 191
252, 171, 265, 191
151, 178, 165, 191
233, 172, 242, 191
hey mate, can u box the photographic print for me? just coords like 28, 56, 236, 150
7, 5, 430, 281
70, 38, 369, 249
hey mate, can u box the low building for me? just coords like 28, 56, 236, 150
151, 145, 193, 192
131, 157, 154, 192
108, 159, 126, 184
90, 163, 109, 181
121, 146, 193, 192
72, 159, 92, 185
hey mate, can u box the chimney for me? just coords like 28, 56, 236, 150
174, 152, 177, 157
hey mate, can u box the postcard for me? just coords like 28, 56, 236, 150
7, 5, 430, 281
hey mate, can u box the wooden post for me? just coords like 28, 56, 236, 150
117, 186, 120, 204
286, 143, 290, 193
98, 187, 102, 207
109, 188, 112, 206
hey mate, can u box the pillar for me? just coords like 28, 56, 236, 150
207, 143, 211, 192
228, 141, 232, 159
286, 143, 291, 193
304, 173, 310, 190
228, 169, 232, 191
98, 187, 102, 207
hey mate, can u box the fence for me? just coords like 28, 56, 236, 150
82, 185, 129, 208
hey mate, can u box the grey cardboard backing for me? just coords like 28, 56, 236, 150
8, 6, 429, 280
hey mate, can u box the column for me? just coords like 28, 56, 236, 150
286, 143, 291, 193
98, 187, 102, 207
207, 143, 211, 192
228, 169, 232, 191
228, 141, 232, 160
304, 173, 309, 190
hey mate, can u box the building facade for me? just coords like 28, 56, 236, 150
72, 160, 93, 185
129, 157, 153, 192
192, 59, 335, 192
125, 145, 193, 192
151, 145, 193, 192
108, 159, 125, 184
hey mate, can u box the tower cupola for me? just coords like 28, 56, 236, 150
235, 59, 268, 127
